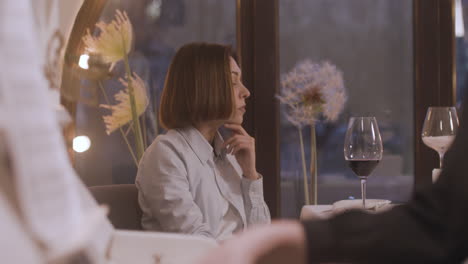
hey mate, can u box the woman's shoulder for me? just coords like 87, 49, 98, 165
146, 129, 188, 153
138, 129, 190, 172
137, 130, 190, 181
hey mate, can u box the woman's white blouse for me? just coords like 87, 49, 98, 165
135, 126, 271, 240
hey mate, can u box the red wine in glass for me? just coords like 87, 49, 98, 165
344, 117, 383, 208
347, 160, 380, 177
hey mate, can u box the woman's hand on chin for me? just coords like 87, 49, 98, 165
222, 123, 259, 180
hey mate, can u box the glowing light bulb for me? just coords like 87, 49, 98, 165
78, 54, 90, 69
73, 135, 91, 153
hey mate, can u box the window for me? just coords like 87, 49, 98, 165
456, 0, 467, 107
279, 0, 414, 217
72, 0, 236, 185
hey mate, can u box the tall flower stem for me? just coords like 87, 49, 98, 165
154, 111, 159, 136
142, 115, 147, 149
122, 52, 145, 162
98, 81, 138, 166
154, 86, 159, 136
298, 127, 310, 205
310, 123, 318, 205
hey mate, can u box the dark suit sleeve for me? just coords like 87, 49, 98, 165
303, 106, 468, 263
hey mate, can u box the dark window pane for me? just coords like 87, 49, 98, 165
74, 0, 236, 185
279, 0, 414, 218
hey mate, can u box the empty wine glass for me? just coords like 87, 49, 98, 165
344, 117, 383, 208
422, 107, 459, 168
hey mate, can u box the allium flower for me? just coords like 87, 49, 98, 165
277, 60, 347, 127
100, 73, 148, 134
83, 10, 133, 71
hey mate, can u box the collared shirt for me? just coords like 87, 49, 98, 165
136, 126, 271, 241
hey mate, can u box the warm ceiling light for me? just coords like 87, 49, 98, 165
73, 135, 91, 153
456, 0, 465, 37
78, 54, 90, 69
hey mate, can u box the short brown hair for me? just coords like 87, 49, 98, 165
159, 42, 235, 130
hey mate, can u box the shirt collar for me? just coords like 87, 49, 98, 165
213, 132, 226, 158
177, 126, 226, 164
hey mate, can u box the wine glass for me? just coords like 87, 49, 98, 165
421, 107, 459, 168
344, 117, 383, 208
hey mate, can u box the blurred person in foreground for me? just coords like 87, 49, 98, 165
197, 88, 468, 263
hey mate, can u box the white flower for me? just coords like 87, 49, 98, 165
83, 10, 133, 71
277, 60, 347, 127
100, 73, 148, 134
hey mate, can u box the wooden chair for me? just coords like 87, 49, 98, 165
89, 184, 143, 230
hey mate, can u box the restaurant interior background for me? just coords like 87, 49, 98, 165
64, 0, 466, 219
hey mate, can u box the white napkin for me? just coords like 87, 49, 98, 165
332, 199, 392, 214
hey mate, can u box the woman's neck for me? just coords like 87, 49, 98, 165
195, 122, 221, 144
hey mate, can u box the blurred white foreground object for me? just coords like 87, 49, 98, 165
49, 89, 72, 128
110, 231, 218, 264
1, 1, 217, 263
1, 0, 113, 262
0, 193, 43, 263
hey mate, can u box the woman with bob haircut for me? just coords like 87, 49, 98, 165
136, 42, 271, 241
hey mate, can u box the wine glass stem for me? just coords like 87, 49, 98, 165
360, 178, 367, 208
439, 152, 444, 169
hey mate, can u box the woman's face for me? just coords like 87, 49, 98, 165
228, 57, 250, 124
